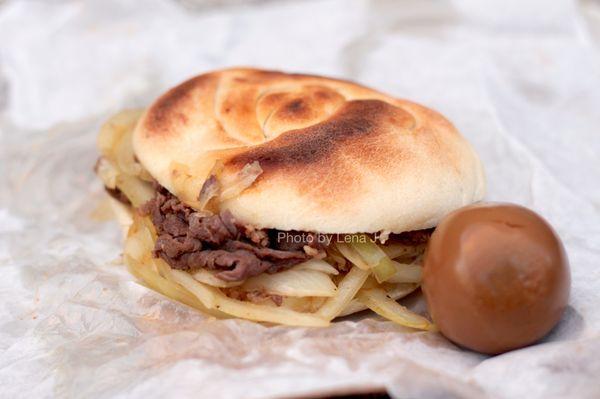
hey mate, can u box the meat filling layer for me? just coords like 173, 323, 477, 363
140, 186, 325, 282
139, 185, 433, 283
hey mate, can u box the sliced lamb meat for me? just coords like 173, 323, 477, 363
155, 234, 202, 259
140, 186, 319, 281
188, 212, 237, 246
161, 214, 189, 237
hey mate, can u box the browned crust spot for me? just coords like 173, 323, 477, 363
143, 73, 216, 136
227, 99, 408, 174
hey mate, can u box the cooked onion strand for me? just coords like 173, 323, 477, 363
357, 288, 436, 331
316, 266, 370, 320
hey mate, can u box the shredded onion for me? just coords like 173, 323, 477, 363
220, 161, 263, 200
293, 259, 339, 275
97, 109, 143, 163
104, 197, 133, 237
96, 109, 155, 209
335, 242, 370, 270
115, 174, 155, 207
384, 282, 419, 299
96, 158, 119, 189
193, 268, 243, 288
242, 268, 337, 297
124, 230, 150, 262
169, 269, 218, 308
281, 297, 327, 313
115, 125, 142, 176
339, 282, 418, 317
387, 261, 423, 283
198, 175, 220, 211
209, 290, 329, 327
345, 235, 397, 283
316, 266, 370, 320
171, 269, 329, 327
382, 243, 426, 259
357, 288, 436, 331
138, 216, 158, 239
126, 256, 226, 318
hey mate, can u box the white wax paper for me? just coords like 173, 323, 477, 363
1, 0, 600, 398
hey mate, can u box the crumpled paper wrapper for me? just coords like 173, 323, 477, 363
1, 0, 600, 398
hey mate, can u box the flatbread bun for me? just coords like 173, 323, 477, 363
133, 68, 485, 233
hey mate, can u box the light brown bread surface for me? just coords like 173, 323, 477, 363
133, 68, 485, 233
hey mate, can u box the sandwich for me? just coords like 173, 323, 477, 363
95, 68, 485, 327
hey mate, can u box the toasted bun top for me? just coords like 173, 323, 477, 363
133, 68, 485, 233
